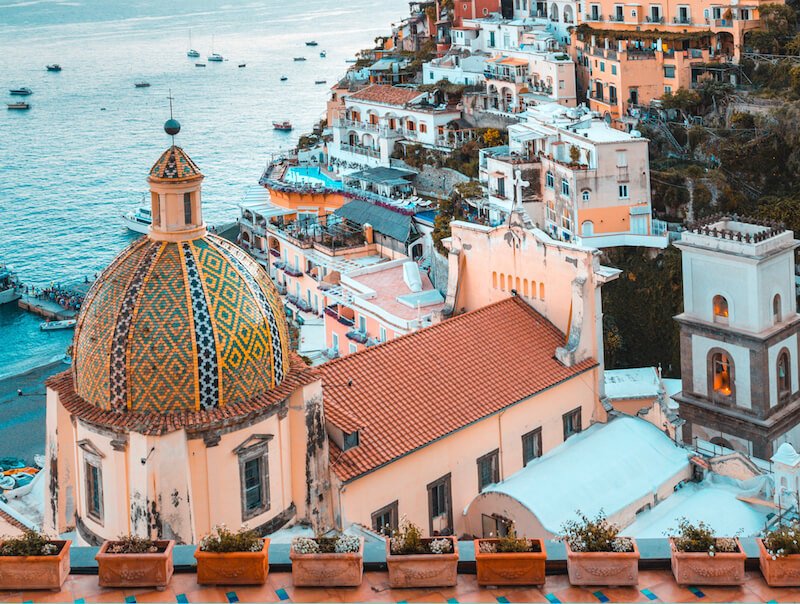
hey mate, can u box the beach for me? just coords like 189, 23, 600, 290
0, 359, 67, 464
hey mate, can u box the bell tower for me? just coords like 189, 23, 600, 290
147, 98, 206, 243
674, 215, 800, 459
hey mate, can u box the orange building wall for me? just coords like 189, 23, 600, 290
577, 204, 650, 234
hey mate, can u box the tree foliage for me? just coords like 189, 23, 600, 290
601, 247, 683, 376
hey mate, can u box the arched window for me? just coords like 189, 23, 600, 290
531, 280, 537, 298
492, 271, 497, 289
515, 277, 521, 292
582, 190, 590, 202
774, 294, 782, 324
523, 279, 529, 297
778, 350, 791, 399
500, 273, 506, 291
711, 352, 732, 397
581, 221, 594, 236
710, 436, 734, 451
713, 295, 729, 324
539, 283, 545, 300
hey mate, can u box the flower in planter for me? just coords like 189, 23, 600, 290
106, 535, 159, 554
199, 524, 262, 553
0, 529, 59, 556
560, 511, 633, 553
667, 518, 740, 556
290, 533, 361, 554
763, 521, 800, 560
292, 537, 320, 555
429, 538, 453, 555
334, 534, 361, 553
389, 516, 452, 555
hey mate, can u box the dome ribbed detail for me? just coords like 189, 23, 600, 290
72, 235, 290, 413
149, 145, 202, 181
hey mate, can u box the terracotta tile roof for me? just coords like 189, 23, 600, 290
47, 354, 318, 436
0, 508, 27, 534
346, 85, 424, 107
149, 145, 202, 181
321, 297, 598, 482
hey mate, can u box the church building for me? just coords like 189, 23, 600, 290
44, 120, 332, 544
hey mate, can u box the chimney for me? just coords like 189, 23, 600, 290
363, 222, 374, 244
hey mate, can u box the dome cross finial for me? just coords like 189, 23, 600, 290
164, 89, 181, 143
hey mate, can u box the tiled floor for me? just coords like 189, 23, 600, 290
3, 569, 800, 603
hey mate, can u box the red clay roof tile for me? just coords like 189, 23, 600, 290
321, 297, 597, 482
346, 85, 424, 106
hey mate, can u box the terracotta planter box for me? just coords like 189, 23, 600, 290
0, 540, 71, 591
565, 540, 640, 587
96, 540, 174, 590
194, 538, 270, 585
474, 538, 547, 586
758, 538, 800, 587
670, 537, 745, 586
290, 537, 364, 587
385, 536, 458, 588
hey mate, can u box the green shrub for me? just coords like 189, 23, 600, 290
763, 521, 800, 558
561, 511, 634, 553
199, 525, 262, 553
0, 529, 59, 556
106, 535, 159, 554
669, 518, 739, 554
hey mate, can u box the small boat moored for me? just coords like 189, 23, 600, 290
320, 51, 327, 58
280, 75, 288, 81
238, 63, 246, 68
208, 53, 224, 62
9, 87, 32, 95
187, 49, 200, 58
122, 205, 152, 233
196, 62, 206, 67
305, 41, 319, 46
40, 319, 77, 331
273, 120, 293, 131
7, 102, 30, 110
293, 56, 307, 61
134, 81, 151, 88
315, 80, 327, 85
46, 64, 62, 72
0, 266, 21, 305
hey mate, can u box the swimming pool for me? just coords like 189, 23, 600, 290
285, 166, 343, 189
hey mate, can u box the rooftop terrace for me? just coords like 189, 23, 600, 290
8, 540, 800, 603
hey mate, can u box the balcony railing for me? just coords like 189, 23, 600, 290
645, 15, 664, 23
673, 16, 691, 24
334, 118, 402, 138
484, 70, 528, 84
323, 347, 340, 360
627, 49, 656, 60
340, 143, 381, 159
324, 305, 355, 327
283, 266, 303, 278
713, 18, 733, 27
346, 329, 369, 343
584, 13, 602, 21
608, 13, 624, 21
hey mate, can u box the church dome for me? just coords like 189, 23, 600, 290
72, 232, 290, 413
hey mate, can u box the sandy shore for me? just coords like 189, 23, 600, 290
0, 359, 67, 463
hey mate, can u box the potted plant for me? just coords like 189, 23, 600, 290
561, 512, 639, 587
0, 529, 71, 591
385, 517, 458, 588
474, 524, 546, 586
194, 525, 269, 585
669, 518, 745, 586
290, 533, 364, 587
96, 535, 174, 590
759, 521, 800, 586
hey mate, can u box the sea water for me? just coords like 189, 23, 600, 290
0, 0, 406, 374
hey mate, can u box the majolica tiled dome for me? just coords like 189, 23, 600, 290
73, 235, 291, 413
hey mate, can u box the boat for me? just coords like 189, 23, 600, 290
46, 64, 61, 71
6, 102, 30, 110
280, 75, 288, 81
320, 51, 327, 58
0, 457, 26, 471
187, 29, 200, 57
134, 81, 151, 88
238, 63, 246, 68
315, 80, 327, 85
122, 205, 152, 233
34, 455, 45, 469
306, 41, 319, 46
0, 265, 21, 305
0, 476, 14, 490
207, 35, 223, 61
293, 56, 307, 61
273, 120, 293, 131
195, 62, 206, 67
345, 59, 357, 63
12, 472, 36, 488
9, 87, 32, 95
40, 319, 77, 331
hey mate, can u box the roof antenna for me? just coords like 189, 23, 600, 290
164, 89, 181, 146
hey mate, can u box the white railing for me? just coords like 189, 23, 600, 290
339, 143, 381, 159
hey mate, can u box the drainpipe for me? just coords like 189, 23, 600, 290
497, 408, 506, 481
